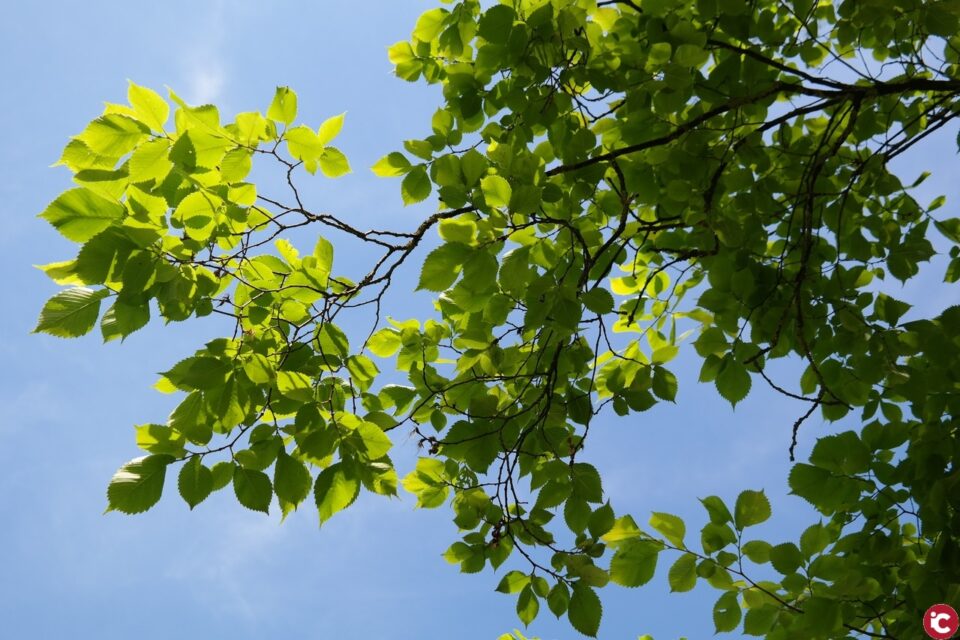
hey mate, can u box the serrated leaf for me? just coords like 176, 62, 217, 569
367, 328, 402, 358
128, 82, 169, 131
371, 152, 411, 177
716, 357, 750, 407
178, 456, 213, 509
516, 585, 539, 626
267, 86, 298, 125
581, 287, 614, 314
667, 554, 697, 592
496, 571, 529, 594
713, 591, 742, 633
319, 147, 351, 178
39, 188, 125, 243
317, 112, 346, 145
649, 511, 685, 547
734, 490, 771, 529
274, 450, 312, 514
609, 539, 659, 587
481, 174, 512, 208
417, 242, 470, 291
568, 582, 602, 637
315, 462, 360, 525
401, 165, 431, 205
233, 467, 272, 514
106, 455, 172, 514
34, 287, 109, 338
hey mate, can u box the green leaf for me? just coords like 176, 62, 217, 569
106, 455, 172, 514
39, 188, 125, 243
609, 539, 659, 587
314, 462, 360, 525
581, 288, 614, 314
317, 112, 346, 145
548, 582, 569, 617
481, 174, 512, 208
588, 502, 615, 538
713, 591, 742, 633
277, 371, 314, 402
479, 5, 516, 44
285, 125, 324, 162
371, 152, 411, 177
741, 540, 772, 563
568, 582, 602, 637
267, 86, 298, 125
78, 113, 148, 156
414, 7, 447, 41
178, 456, 213, 509
100, 300, 150, 342
496, 571, 530, 594
401, 165, 432, 205
210, 461, 234, 491
367, 328, 402, 358
417, 242, 470, 291
128, 82, 169, 131
356, 422, 393, 459
34, 287, 109, 338
316, 322, 350, 359
516, 585, 539, 626
167, 392, 213, 445
700, 495, 733, 524
734, 490, 771, 529
716, 357, 751, 407
274, 450, 312, 512
173, 191, 222, 242
743, 604, 779, 636
319, 147, 351, 178
667, 554, 697, 592
769, 542, 803, 575
438, 218, 477, 244
233, 466, 272, 514
221, 147, 253, 183
649, 511, 685, 547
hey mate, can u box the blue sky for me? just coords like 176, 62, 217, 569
1, 2, 957, 639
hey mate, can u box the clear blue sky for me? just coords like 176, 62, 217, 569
1, 2, 956, 639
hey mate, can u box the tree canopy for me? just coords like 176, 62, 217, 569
33, 0, 960, 637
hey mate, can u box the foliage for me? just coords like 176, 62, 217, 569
33, 0, 960, 637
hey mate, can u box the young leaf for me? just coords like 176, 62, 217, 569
128, 81, 169, 131
267, 86, 298, 125
319, 147, 351, 178
371, 152, 412, 177
317, 112, 346, 145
